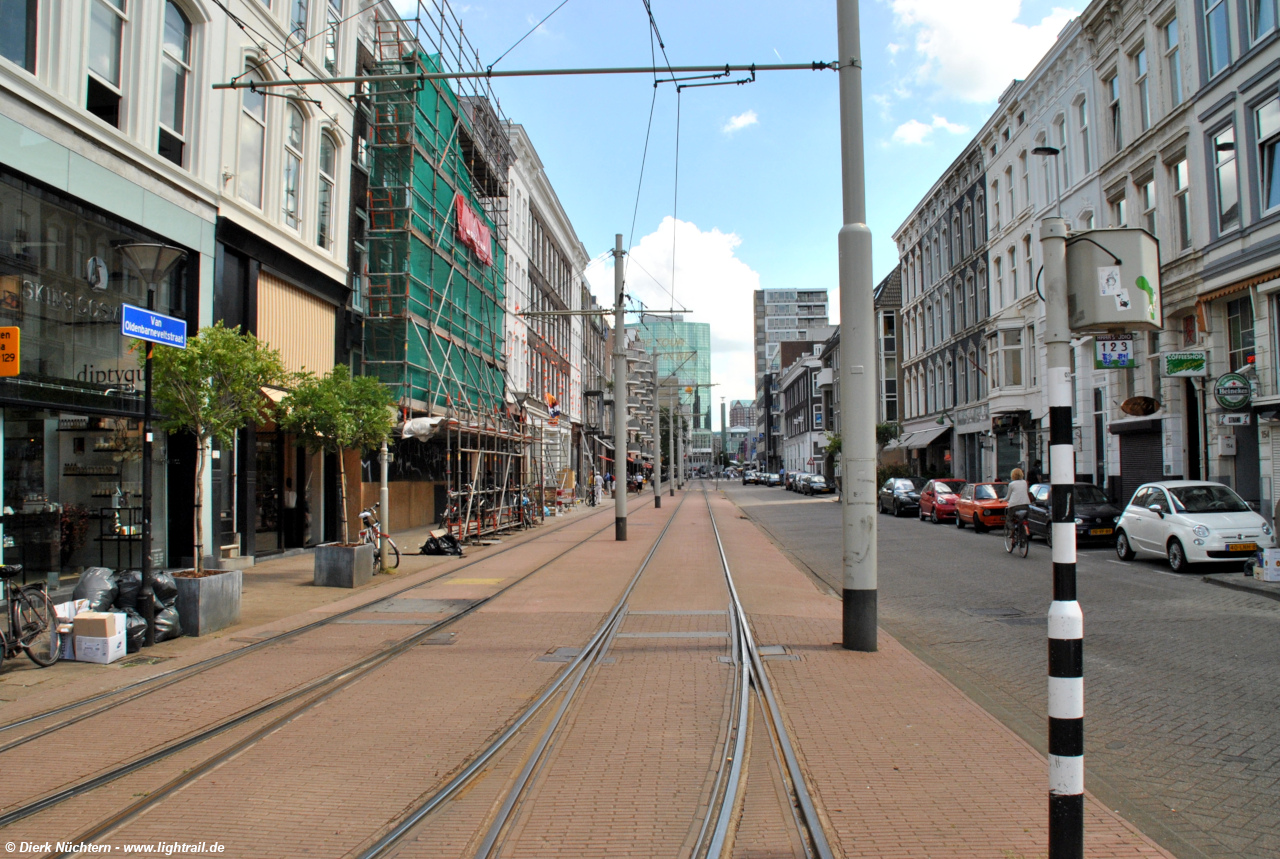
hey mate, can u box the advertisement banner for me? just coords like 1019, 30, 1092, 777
454, 193, 494, 266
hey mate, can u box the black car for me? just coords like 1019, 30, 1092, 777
877, 477, 926, 516
1026, 482, 1123, 545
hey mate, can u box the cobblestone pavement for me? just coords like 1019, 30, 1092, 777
726, 483, 1280, 859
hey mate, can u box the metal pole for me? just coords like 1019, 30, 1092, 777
668, 388, 676, 497
379, 440, 390, 572
1041, 215, 1083, 858
652, 356, 662, 508
612, 234, 627, 541
140, 301, 155, 648
720, 398, 727, 474
677, 399, 685, 488
836, 0, 877, 651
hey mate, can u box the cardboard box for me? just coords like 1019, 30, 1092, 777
59, 625, 76, 661
75, 631, 126, 664
73, 611, 124, 639
54, 599, 89, 622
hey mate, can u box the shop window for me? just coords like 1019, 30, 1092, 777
0, 0, 37, 72
158, 1, 192, 167
1227, 297, 1255, 371
88, 0, 126, 127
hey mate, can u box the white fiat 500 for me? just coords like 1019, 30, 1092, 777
1115, 481, 1274, 572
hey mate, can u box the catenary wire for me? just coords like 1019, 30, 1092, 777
487, 0, 575, 71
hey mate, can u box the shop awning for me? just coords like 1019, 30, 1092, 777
901, 425, 951, 449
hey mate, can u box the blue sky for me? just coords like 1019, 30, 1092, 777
395, 1, 1082, 416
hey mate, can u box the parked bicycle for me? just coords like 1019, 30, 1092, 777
358, 502, 401, 570
1004, 513, 1031, 558
0, 564, 60, 669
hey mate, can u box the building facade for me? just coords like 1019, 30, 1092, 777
780, 351, 826, 473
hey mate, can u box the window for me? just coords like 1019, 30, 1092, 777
1172, 159, 1191, 250
1110, 193, 1127, 227
1081, 210, 1095, 230
1259, 97, 1280, 213
941, 228, 950, 270
992, 180, 1001, 230
1008, 247, 1018, 299
238, 69, 267, 207
1028, 325, 1037, 386
1164, 19, 1182, 108
1022, 236, 1033, 293
1227, 297, 1255, 371
1133, 47, 1150, 132
323, 0, 341, 74
1106, 74, 1122, 150
1057, 118, 1070, 187
283, 104, 304, 228
1001, 329, 1024, 387
926, 365, 935, 413
994, 256, 1004, 307
291, 0, 309, 38
1249, 0, 1277, 44
966, 275, 976, 326
935, 362, 944, 411
945, 357, 954, 408
1214, 126, 1239, 232
962, 206, 973, 256
1139, 179, 1156, 235
1078, 98, 1092, 172
1205, 0, 1231, 78
158, 2, 192, 166
88, 0, 127, 127
1005, 166, 1015, 216
968, 349, 979, 402
986, 336, 999, 388
318, 134, 336, 248
0, 0, 37, 72
1019, 151, 1029, 208
955, 282, 965, 330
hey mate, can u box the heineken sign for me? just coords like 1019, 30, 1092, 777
1214, 373, 1252, 411
1163, 351, 1208, 377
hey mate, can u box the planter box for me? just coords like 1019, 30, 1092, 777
314, 543, 375, 589
174, 569, 243, 637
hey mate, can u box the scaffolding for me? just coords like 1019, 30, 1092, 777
364, 0, 533, 541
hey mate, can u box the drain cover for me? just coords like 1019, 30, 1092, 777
757, 645, 788, 656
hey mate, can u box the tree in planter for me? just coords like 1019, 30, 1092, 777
151, 323, 285, 574
277, 365, 395, 544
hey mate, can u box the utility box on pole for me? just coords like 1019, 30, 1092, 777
1065, 229, 1162, 333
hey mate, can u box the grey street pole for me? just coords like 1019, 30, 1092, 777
612, 234, 627, 541
379, 439, 390, 572
836, 0, 878, 651
1040, 211, 1083, 858
720, 398, 727, 472
677, 399, 685, 487
668, 389, 676, 497
652, 357, 662, 508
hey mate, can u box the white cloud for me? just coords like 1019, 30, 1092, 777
892, 114, 969, 145
585, 218, 762, 404
890, 0, 1081, 102
722, 110, 759, 134
886, 43, 901, 56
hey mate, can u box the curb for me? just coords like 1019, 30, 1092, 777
1201, 573, 1280, 602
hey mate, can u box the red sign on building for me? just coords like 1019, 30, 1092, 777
455, 193, 493, 266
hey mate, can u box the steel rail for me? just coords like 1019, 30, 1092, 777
3, 499, 657, 833
702, 484, 835, 859
0, 498, 641, 744
358, 491, 691, 859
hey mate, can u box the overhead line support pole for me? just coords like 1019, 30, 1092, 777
612, 234, 627, 541
836, 0, 878, 652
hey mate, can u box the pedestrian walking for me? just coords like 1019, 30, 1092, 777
593, 471, 604, 505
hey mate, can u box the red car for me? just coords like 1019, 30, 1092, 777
918, 479, 967, 523
955, 482, 1010, 533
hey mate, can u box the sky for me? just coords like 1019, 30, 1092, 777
391, 0, 1083, 426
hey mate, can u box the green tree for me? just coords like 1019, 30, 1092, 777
151, 323, 284, 574
277, 365, 395, 544
875, 423, 901, 447
658, 405, 689, 478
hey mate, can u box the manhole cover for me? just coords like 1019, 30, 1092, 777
758, 645, 788, 656
962, 607, 1024, 617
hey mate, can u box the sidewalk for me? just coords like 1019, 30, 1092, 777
710, 489, 1174, 859
1202, 569, 1280, 601
0, 503, 601, 709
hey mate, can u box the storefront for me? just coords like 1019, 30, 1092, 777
0, 168, 196, 585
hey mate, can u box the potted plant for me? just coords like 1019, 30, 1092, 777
151, 322, 284, 634
277, 365, 395, 588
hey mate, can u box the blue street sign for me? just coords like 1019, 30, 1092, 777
121, 304, 187, 349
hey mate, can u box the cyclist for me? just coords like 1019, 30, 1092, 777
1005, 467, 1032, 546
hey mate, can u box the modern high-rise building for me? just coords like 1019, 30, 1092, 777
627, 316, 713, 467
752, 289, 830, 467
729, 399, 754, 429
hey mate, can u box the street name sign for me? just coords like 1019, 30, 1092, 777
0, 326, 18, 376
121, 304, 187, 349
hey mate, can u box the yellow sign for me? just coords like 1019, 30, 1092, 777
0, 327, 18, 376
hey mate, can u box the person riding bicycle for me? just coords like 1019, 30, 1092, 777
1005, 467, 1031, 538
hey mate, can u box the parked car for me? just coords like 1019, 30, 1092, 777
786, 472, 811, 492
955, 482, 1009, 532
878, 477, 926, 516
1026, 483, 1122, 546
803, 474, 834, 495
1114, 480, 1274, 572
742, 470, 755, 485
918, 478, 967, 523
765, 472, 782, 486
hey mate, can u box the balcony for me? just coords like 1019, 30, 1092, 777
815, 367, 834, 390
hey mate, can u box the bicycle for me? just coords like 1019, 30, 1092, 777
1003, 512, 1031, 558
358, 502, 401, 570
0, 565, 60, 669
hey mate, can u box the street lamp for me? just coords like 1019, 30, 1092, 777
115, 242, 187, 647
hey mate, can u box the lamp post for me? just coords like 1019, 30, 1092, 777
116, 242, 188, 647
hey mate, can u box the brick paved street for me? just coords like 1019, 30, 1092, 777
0, 487, 1186, 858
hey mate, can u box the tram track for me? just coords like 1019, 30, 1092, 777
0, 497, 658, 840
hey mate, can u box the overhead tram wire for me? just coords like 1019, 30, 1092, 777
487, 0, 575, 72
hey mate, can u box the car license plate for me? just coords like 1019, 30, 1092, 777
1089, 528, 1113, 536
1228, 542, 1257, 552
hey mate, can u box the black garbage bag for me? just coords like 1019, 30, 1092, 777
124, 608, 147, 654
73, 567, 118, 612
154, 604, 183, 642
114, 569, 141, 610
421, 533, 464, 557
151, 571, 178, 606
